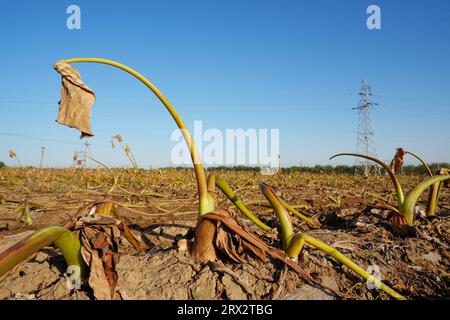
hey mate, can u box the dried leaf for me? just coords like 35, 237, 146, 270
73, 201, 148, 252
88, 250, 113, 300
114, 134, 123, 142
215, 228, 246, 263
53, 60, 96, 138
389, 147, 405, 173
67, 201, 149, 299
201, 209, 323, 288
77, 222, 120, 300
241, 240, 268, 262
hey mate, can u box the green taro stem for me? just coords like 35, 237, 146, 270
260, 183, 294, 250
278, 198, 319, 228
64, 58, 211, 216
0, 226, 86, 278
210, 174, 270, 230
259, 182, 405, 300
286, 234, 406, 300
426, 183, 440, 216
425, 169, 449, 216
330, 153, 404, 207
400, 175, 450, 225
403, 150, 435, 215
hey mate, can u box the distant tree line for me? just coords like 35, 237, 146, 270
282, 163, 450, 175
0, 161, 5, 168
173, 163, 450, 175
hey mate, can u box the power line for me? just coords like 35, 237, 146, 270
0, 131, 79, 145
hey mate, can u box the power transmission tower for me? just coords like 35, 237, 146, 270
39, 146, 45, 168
73, 140, 90, 168
353, 80, 380, 176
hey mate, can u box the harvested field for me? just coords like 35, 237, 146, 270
0, 168, 448, 300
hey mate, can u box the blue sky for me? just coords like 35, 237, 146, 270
0, 0, 449, 168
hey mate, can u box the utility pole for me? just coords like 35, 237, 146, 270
353, 80, 380, 176
39, 146, 45, 168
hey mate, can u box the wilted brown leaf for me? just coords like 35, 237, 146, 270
84, 248, 114, 300
53, 60, 96, 138
389, 147, 405, 173
114, 134, 123, 142
200, 209, 328, 291
215, 228, 246, 263
70, 201, 148, 300
76, 217, 120, 300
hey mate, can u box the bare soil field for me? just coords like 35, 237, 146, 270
0, 168, 448, 300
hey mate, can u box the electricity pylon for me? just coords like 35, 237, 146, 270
353, 80, 380, 176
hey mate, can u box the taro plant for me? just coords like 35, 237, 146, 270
0, 58, 416, 300
425, 168, 450, 217
46, 58, 322, 268
330, 152, 450, 232
0, 201, 147, 299
393, 148, 449, 217
0, 58, 216, 278
259, 182, 406, 300
0, 226, 86, 279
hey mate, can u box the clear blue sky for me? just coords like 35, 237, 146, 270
1, 0, 449, 168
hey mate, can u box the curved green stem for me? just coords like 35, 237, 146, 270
426, 168, 449, 216
401, 175, 450, 224
210, 174, 270, 230
286, 234, 406, 300
404, 151, 433, 177
426, 183, 439, 216
0, 226, 85, 278
260, 183, 294, 250
259, 182, 405, 300
330, 153, 404, 207
278, 198, 319, 228
63, 58, 211, 216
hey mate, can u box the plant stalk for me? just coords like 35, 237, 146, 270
212, 174, 270, 230
260, 183, 294, 250
63, 58, 211, 216
287, 234, 406, 300
0, 226, 85, 278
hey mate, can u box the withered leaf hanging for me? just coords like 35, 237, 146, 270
389, 147, 405, 173
54, 60, 96, 138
